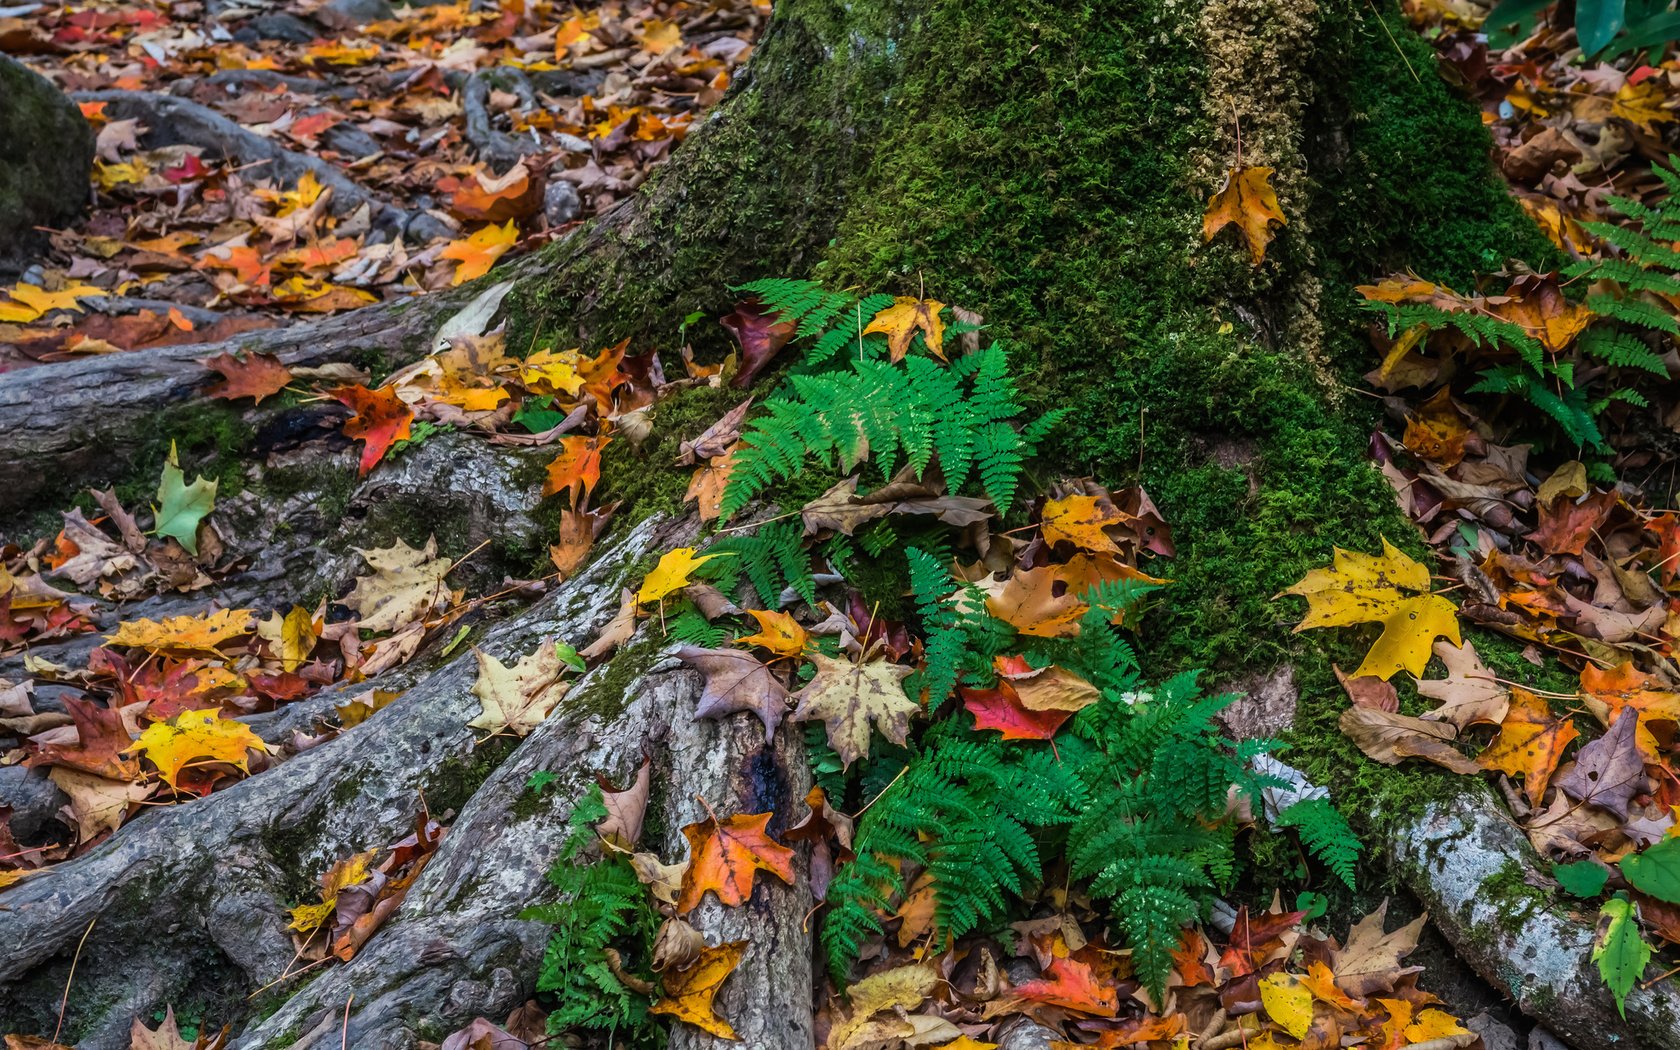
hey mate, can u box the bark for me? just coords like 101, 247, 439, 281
1391, 790, 1680, 1049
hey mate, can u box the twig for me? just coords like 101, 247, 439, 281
52, 917, 98, 1044
340, 993, 355, 1049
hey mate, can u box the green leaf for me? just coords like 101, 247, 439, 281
1578, 0, 1629, 54
1621, 837, 1680, 902
555, 641, 586, 674
526, 769, 557, 793
440, 625, 472, 657
152, 441, 217, 555
1295, 890, 1329, 921
1594, 895, 1652, 1017
1554, 860, 1611, 898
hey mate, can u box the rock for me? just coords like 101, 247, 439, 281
1215, 663, 1297, 740
231, 13, 318, 44
544, 177, 581, 226
1529, 1030, 1571, 1050
995, 1020, 1058, 1050
0, 56, 93, 273
315, 0, 395, 30
1466, 1012, 1521, 1050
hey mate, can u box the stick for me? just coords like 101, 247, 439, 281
52, 917, 98, 1045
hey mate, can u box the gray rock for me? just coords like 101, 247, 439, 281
315, 0, 395, 30
1467, 1011, 1521, 1050
232, 12, 317, 44
0, 56, 93, 273
1216, 662, 1298, 740
0, 765, 63, 841
544, 177, 581, 226
1529, 1030, 1571, 1050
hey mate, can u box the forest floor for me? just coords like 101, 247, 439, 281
9, 1, 1680, 1049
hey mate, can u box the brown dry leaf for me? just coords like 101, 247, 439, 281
1338, 707, 1480, 774
675, 645, 791, 740
467, 643, 571, 737
580, 589, 638, 662
685, 442, 740, 524
1331, 900, 1426, 998
341, 537, 453, 633
826, 963, 940, 1049
596, 759, 651, 851
1334, 665, 1398, 712
50, 767, 151, 843
202, 350, 292, 404
1552, 708, 1645, 820
1416, 639, 1509, 729
1202, 165, 1287, 264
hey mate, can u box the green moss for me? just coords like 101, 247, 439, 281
593, 382, 747, 524
567, 637, 662, 720
426, 736, 520, 816
1479, 857, 1550, 934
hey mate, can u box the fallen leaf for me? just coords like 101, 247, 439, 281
542, 434, 610, 505
637, 547, 723, 605
1478, 687, 1580, 809
1416, 639, 1509, 729
1040, 494, 1122, 554
1334, 664, 1398, 712
720, 300, 795, 388
152, 441, 217, 556
203, 350, 292, 404
1554, 707, 1646, 820
1578, 662, 1680, 761
596, 760, 651, 850
127, 708, 269, 791
827, 963, 940, 1048
675, 645, 790, 740
1338, 707, 1480, 773
468, 643, 570, 737
649, 940, 746, 1038
442, 220, 519, 285
330, 384, 415, 476
961, 680, 1071, 741
580, 589, 638, 662
106, 608, 254, 653
677, 811, 796, 913
734, 608, 809, 658
50, 767, 151, 842
791, 653, 918, 766
1202, 165, 1287, 264
341, 537, 452, 632
863, 297, 947, 362
1259, 972, 1314, 1040
1282, 538, 1461, 679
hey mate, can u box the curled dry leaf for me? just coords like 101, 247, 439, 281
1338, 707, 1480, 775
675, 645, 791, 740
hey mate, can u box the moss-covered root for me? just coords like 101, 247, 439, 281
1393, 787, 1680, 1048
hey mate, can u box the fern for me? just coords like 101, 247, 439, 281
822, 723, 1084, 974
732, 277, 896, 364
663, 606, 727, 648
1275, 797, 1361, 891
1579, 327, 1671, 377
520, 787, 660, 1041
722, 343, 1048, 518
904, 548, 980, 706
703, 519, 815, 607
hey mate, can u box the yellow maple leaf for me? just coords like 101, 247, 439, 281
106, 608, 256, 653
1258, 973, 1314, 1040
442, 220, 519, 285
257, 605, 320, 673
1040, 494, 1122, 553
467, 643, 571, 737
520, 347, 586, 397
863, 297, 948, 362
637, 547, 724, 605
0, 281, 108, 324
1405, 1008, 1472, 1043
127, 708, 269, 789
734, 609, 809, 658
649, 939, 746, 1038
287, 849, 377, 934
93, 158, 151, 191
1280, 538, 1459, 679
1202, 165, 1288, 265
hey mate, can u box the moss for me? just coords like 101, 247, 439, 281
1479, 857, 1550, 934
593, 382, 747, 525
425, 736, 520, 816
567, 637, 663, 720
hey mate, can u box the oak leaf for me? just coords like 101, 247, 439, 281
468, 643, 570, 737
153, 442, 217, 556
341, 537, 452, 632
127, 708, 269, 790
863, 297, 948, 362
329, 384, 414, 476
791, 653, 918, 766
674, 645, 790, 740
648, 939, 746, 1038
1281, 538, 1460, 679
202, 350, 292, 404
677, 811, 796, 913
1478, 687, 1580, 808
636, 547, 723, 605
1203, 166, 1287, 264
106, 608, 254, 653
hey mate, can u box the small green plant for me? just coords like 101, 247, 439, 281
1486, 0, 1680, 60
520, 786, 662, 1042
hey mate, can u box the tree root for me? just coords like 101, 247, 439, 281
0, 516, 669, 1049
71, 90, 455, 244
1391, 786, 1680, 1050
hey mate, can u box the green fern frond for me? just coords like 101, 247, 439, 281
1579, 328, 1670, 377
1275, 797, 1361, 890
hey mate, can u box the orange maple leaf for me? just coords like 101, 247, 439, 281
1477, 686, 1579, 808
1040, 494, 1123, 554
203, 351, 292, 404
733, 609, 809, 659
542, 434, 611, 506
649, 939, 745, 1038
677, 811, 796, 914
1579, 661, 1680, 760
863, 297, 947, 362
441, 220, 519, 285
1202, 165, 1287, 265
330, 384, 414, 476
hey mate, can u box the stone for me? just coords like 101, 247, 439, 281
0, 56, 94, 273
1215, 663, 1298, 740
315, 0, 396, 30
231, 13, 318, 44
1466, 1012, 1520, 1050
544, 177, 581, 227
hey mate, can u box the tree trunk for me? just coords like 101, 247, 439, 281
0, 0, 1662, 1046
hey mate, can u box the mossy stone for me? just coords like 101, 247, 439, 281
0, 57, 94, 271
